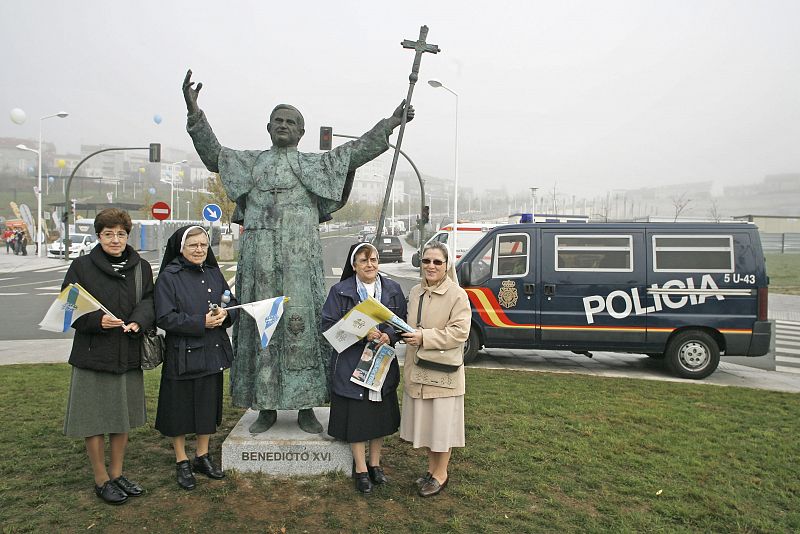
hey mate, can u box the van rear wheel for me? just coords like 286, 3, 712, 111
463, 329, 481, 364
666, 330, 719, 379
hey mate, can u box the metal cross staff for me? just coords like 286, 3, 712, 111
375, 25, 440, 242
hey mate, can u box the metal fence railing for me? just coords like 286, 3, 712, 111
761, 233, 800, 253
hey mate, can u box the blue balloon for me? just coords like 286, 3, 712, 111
48, 176, 55, 183
153, 114, 162, 125
148, 187, 156, 195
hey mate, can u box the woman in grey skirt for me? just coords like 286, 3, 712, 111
62, 208, 155, 505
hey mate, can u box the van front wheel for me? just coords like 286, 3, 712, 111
666, 330, 719, 379
464, 329, 481, 364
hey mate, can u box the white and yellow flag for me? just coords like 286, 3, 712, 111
323, 296, 413, 353
39, 283, 108, 333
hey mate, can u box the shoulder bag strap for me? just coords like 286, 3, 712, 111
134, 262, 142, 304
416, 291, 424, 328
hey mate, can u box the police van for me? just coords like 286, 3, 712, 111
456, 222, 771, 379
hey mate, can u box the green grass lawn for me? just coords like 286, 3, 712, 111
1, 364, 798, 533
766, 253, 800, 295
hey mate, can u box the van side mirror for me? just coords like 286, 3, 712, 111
458, 263, 472, 286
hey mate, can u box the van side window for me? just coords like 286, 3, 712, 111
555, 235, 633, 272
652, 235, 734, 272
494, 233, 529, 278
468, 239, 494, 284
436, 233, 448, 244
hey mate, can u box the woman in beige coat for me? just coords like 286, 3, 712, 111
400, 242, 471, 497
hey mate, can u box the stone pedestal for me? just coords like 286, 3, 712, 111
221, 408, 351, 476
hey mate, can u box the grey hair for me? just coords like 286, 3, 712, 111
269, 104, 305, 129
421, 241, 449, 263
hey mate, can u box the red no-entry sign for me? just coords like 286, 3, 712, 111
151, 201, 171, 221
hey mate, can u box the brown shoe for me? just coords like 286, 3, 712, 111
418, 476, 448, 497
415, 472, 432, 489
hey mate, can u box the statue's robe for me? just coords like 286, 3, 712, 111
187, 110, 394, 409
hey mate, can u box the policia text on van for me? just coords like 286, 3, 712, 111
456, 222, 771, 379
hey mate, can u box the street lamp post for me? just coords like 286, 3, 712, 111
530, 187, 538, 221
15, 111, 69, 257
37, 113, 69, 256
427, 79, 459, 257
168, 160, 187, 219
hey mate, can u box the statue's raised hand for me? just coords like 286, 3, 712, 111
392, 99, 415, 125
183, 69, 203, 114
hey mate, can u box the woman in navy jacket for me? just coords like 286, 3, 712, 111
154, 226, 238, 490
321, 242, 407, 494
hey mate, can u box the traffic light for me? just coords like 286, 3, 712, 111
418, 205, 430, 231
148, 143, 161, 163
319, 126, 333, 150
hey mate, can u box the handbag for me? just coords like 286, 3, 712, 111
135, 263, 164, 370
412, 292, 463, 373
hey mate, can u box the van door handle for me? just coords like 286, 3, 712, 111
544, 284, 556, 296
524, 283, 535, 295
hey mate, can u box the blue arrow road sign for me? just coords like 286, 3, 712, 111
203, 203, 222, 222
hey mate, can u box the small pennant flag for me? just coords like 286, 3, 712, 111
39, 283, 106, 332
237, 296, 286, 349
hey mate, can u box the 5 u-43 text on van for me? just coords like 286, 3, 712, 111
456, 222, 771, 379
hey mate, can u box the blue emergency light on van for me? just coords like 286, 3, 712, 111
456, 222, 771, 379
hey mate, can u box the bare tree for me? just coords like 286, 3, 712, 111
670, 192, 691, 222
708, 199, 722, 222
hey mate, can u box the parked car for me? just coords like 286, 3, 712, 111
372, 235, 403, 263
47, 233, 97, 259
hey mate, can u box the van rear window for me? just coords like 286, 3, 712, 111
555, 235, 633, 271
652, 235, 734, 272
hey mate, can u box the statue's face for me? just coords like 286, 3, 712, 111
267, 108, 304, 148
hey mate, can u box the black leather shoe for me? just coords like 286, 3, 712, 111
111, 475, 143, 497
193, 454, 225, 479
419, 476, 448, 497
354, 472, 373, 494
176, 460, 196, 490
367, 465, 388, 485
95, 480, 128, 505
415, 472, 432, 489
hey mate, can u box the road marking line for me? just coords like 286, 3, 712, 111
36, 292, 60, 296
0, 292, 26, 296
775, 347, 800, 355
332, 267, 342, 276
776, 366, 800, 374
33, 266, 70, 273
226, 265, 237, 272
0, 278, 17, 282
35, 286, 62, 291
0, 278, 62, 288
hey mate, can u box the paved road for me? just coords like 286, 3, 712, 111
2, 241, 800, 394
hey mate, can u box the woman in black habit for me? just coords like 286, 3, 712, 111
154, 226, 238, 490
321, 242, 407, 494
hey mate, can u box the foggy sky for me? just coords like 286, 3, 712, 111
2, 0, 799, 197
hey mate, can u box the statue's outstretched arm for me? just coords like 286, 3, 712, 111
184, 69, 222, 172
183, 69, 202, 115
